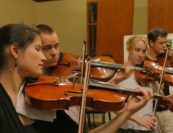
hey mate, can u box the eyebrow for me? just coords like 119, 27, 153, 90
43, 43, 59, 46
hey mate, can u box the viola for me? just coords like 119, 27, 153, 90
49, 52, 116, 81
24, 76, 173, 112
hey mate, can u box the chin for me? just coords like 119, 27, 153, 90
135, 61, 142, 65
48, 62, 58, 67
160, 50, 166, 54
23, 69, 43, 79
31, 71, 43, 78
34, 74, 42, 78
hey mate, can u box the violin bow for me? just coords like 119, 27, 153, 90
153, 48, 169, 114
158, 48, 169, 94
78, 60, 91, 133
89, 79, 162, 99
80, 41, 87, 83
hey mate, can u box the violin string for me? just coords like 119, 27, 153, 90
90, 61, 147, 72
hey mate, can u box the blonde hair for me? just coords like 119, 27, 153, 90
126, 35, 149, 52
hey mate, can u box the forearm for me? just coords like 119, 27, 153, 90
89, 110, 133, 133
89, 87, 152, 133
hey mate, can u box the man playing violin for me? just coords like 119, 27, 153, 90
147, 28, 167, 62
146, 27, 173, 133
36, 24, 79, 133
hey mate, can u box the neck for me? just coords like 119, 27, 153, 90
44, 67, 52, 75
127, 58, 135, 66
147, 48, 158, 60
0, 67, 23, 95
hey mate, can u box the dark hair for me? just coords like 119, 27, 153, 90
36, 24, 54, 34
147, 27, 168, 44
0, 24, 39, 68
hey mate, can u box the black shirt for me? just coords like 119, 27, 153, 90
0, 83, 78, 133
0, 83, 35, 133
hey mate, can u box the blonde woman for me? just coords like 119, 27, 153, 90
110, 36, 156, 133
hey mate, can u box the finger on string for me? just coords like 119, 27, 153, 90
125, 95, 132, 103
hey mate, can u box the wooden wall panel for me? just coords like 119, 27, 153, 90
148, 0, 173, 32
96, 0, 134, 63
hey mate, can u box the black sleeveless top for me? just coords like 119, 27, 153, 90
0, 83, 39, 133
0, 83, 78, 133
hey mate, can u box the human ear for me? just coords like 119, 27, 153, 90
10, 43, 20, 59
149, 40, 154, 47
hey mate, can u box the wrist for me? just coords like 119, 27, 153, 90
123, 109, 134, 118
130, 115, 139, 123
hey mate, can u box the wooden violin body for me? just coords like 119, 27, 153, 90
49, 52, 116, 81
135, 60, 173, 86
49, 52, 80, 78
25, 76, 127, 111
90, 56, 116, 81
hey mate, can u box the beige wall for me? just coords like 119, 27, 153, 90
0, 0, 86, 55
0, 0, 147, 55
133, 0, 148, 34
0, 0, 36, 26
35, 0, 87, 55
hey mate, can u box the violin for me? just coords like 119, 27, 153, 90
135, 60, 173, 86
157, 51, 173, 68
49, 52, 80, 78
24, 76, 173, 112
49, 52, 116, 81
90, 56, 116, 81
25, 76, 127, 111
157, 53, 169, 67
157, 40, 173, 67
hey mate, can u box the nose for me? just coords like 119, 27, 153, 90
50, 47, 59, 57
138, 51, 144, 57
41, 52, 47, 63
163, 42, 167, 48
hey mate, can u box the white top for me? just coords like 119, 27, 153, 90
169, 86, 173, 95
16, 82, 79, 123
118, 72, 154, 131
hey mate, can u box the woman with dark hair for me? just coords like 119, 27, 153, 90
0, 24, 46, 133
